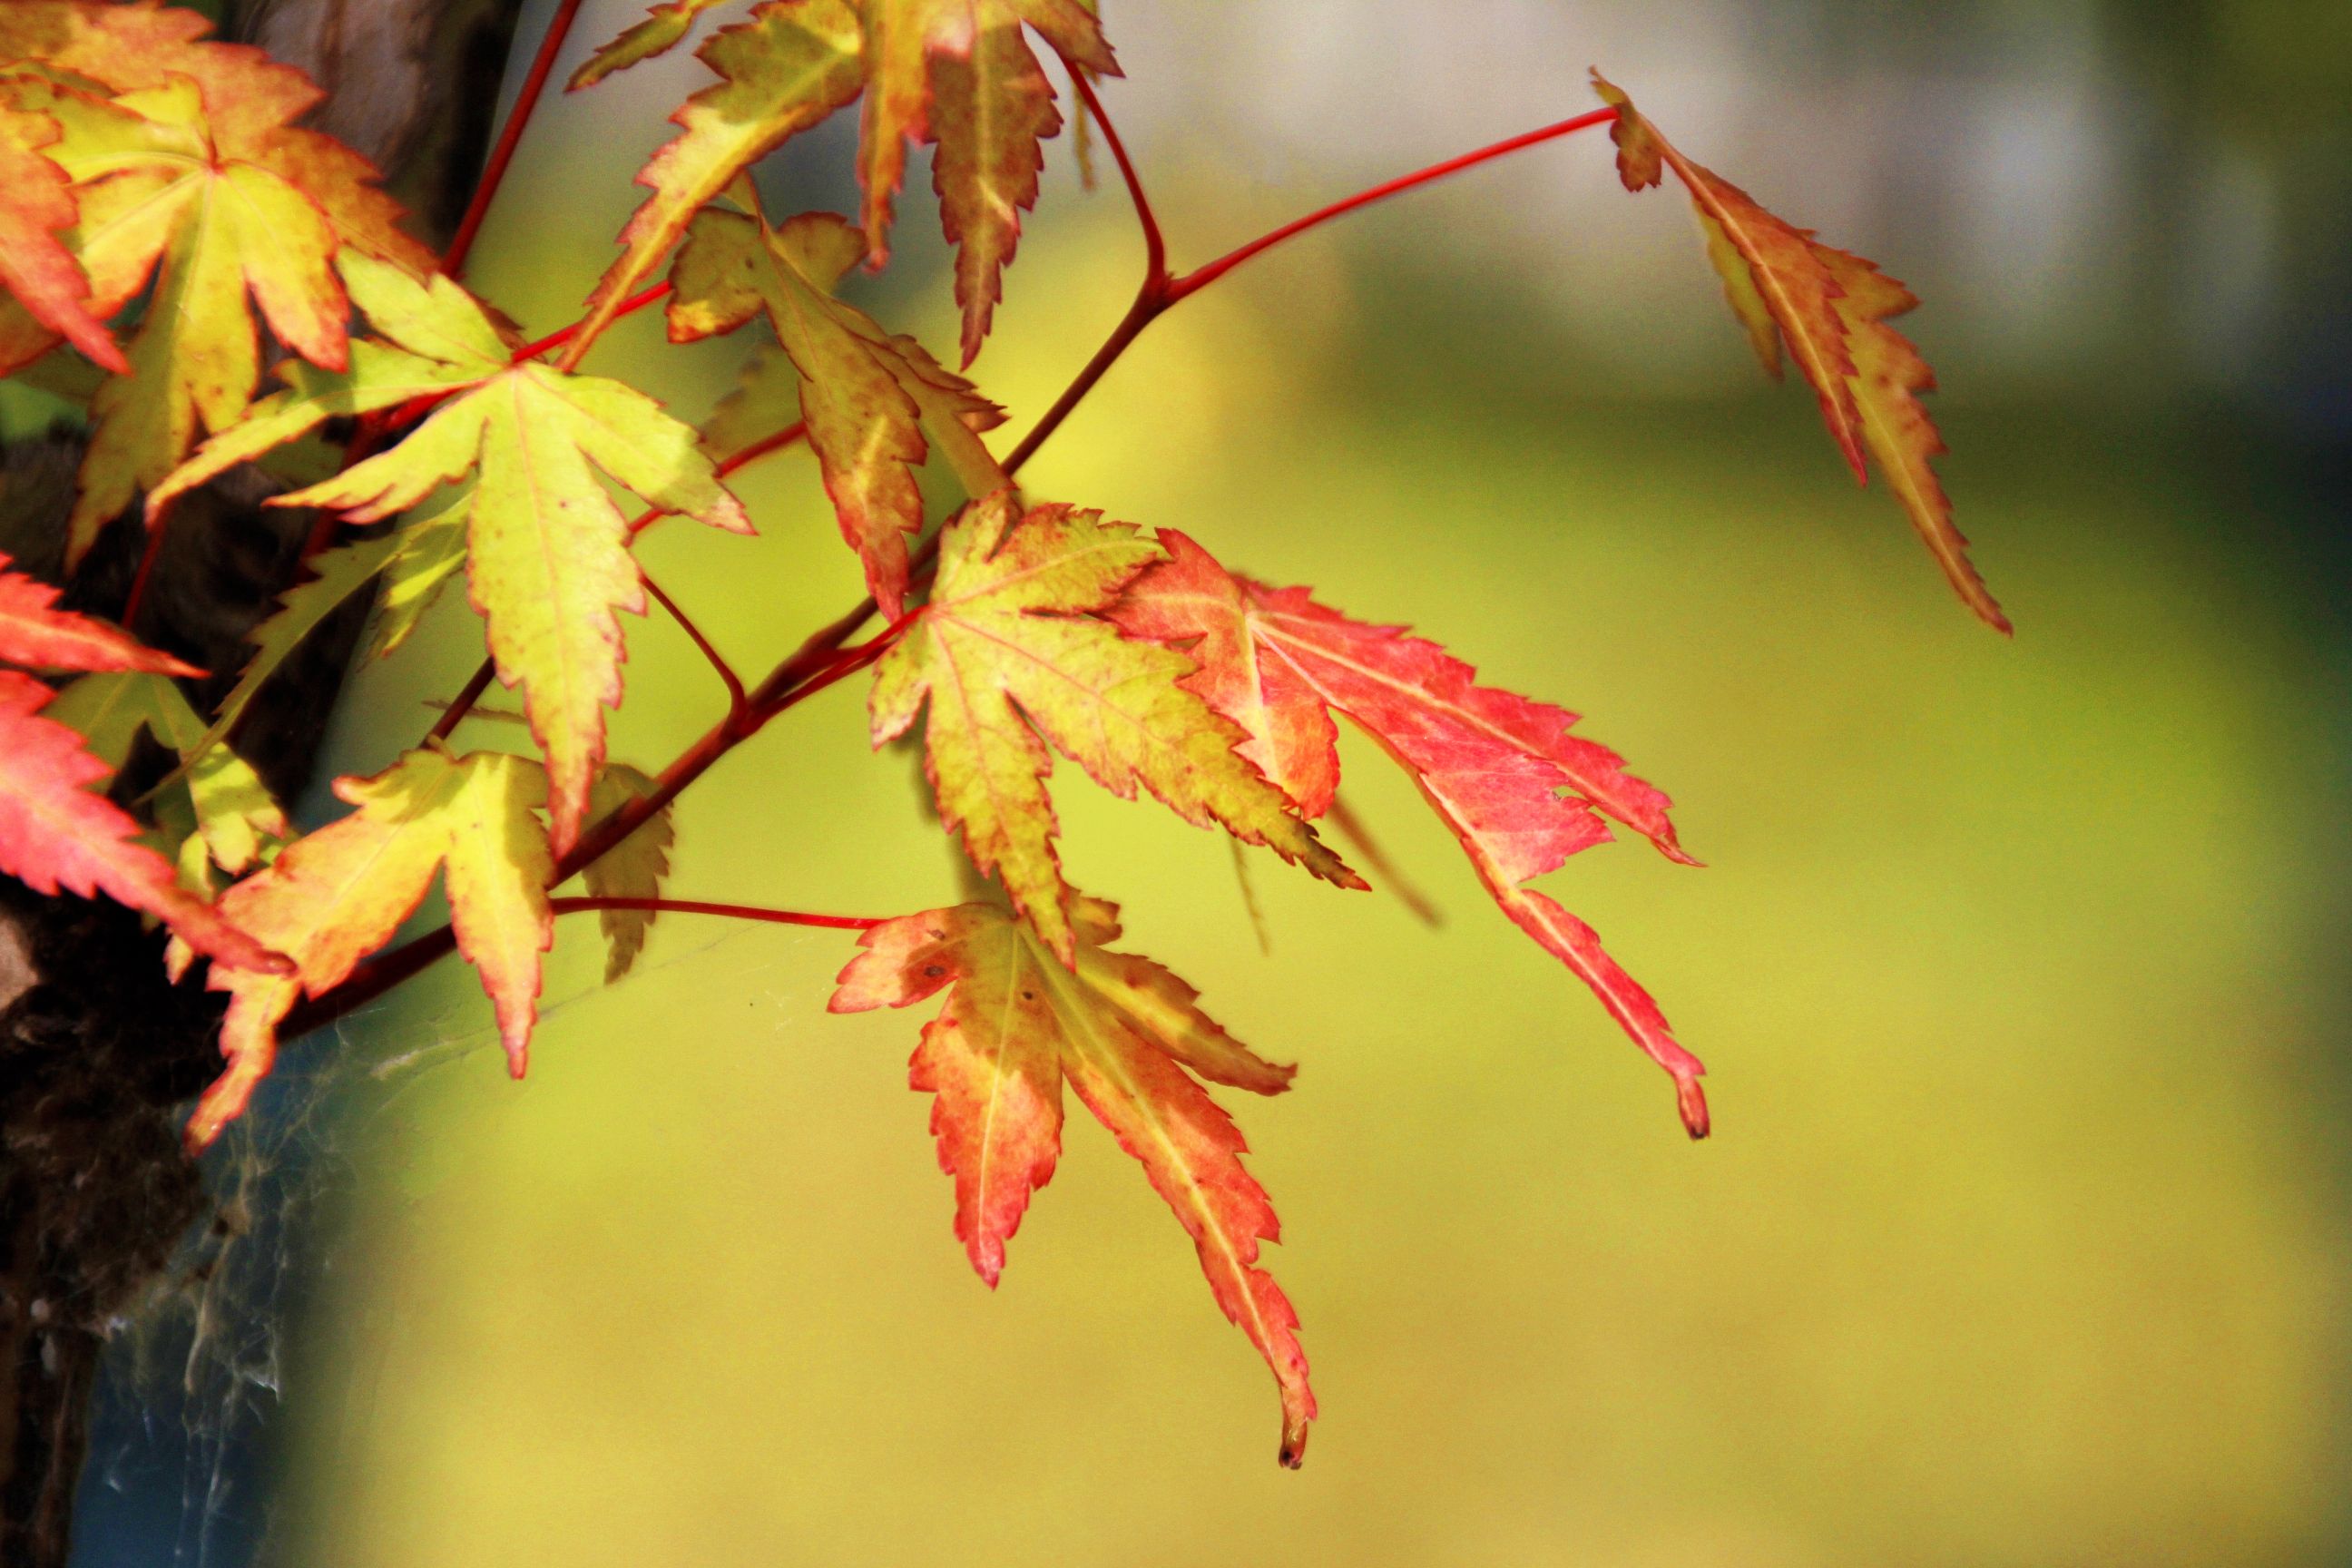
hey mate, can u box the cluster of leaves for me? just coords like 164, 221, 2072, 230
0, 0, 2000, 1464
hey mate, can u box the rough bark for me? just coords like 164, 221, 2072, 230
0, 5, 526, 1563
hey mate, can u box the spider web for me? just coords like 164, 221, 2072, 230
63, 915, 768, 1568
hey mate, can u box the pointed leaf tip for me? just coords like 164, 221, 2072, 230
1593, 74, 2007, 628
190, 750, 553, 1146
1678, 1073, 1710, 1140
871, 500, 1353, 963
835, 900, 1314, 1453
1112, 533, 1704, 1132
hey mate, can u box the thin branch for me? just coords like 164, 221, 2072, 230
549, 896, 880, 931
516, 281, 672, 363
1064, 64, 1164, 285
442, 0, 588, 278
642, 567, 747, 717
118, 503, 172, 632
1165, 106, 1619, 304
425, 659, 498, 746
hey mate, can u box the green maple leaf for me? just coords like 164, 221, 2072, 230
579, 764, 675, 983
46, 670, 289, 880
571, 0, 867, 361
566, 0, 737, 91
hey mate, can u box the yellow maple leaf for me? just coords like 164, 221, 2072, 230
188, 749, 554, 1151
868, 493, 1359, 965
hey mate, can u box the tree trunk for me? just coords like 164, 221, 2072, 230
0, 5, 526, 1562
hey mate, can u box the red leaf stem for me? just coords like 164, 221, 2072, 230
1164, 106, 1619, 305
1063, 64, 1162, 285
515, 281, 672, 363
443, 0, 589, 278
642, 566, 747, 717
549, 895, 879, 930
425, 660, 498, 745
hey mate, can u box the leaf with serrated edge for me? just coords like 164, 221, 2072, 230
671, 207, 1004, 612
1112, 531, 1709, 1137
576, 0, 865, 360
855, 0, 965, 263
49, 671, 290, 877
1007, 0, 1112, 71
0, 670, 283, 977
929, 7, 1057, 367
0, 58, 418, 557
1592, 71, 1862, 478
1818, 247, 2009, 632
278, 349, 748, 857
869, 495, 1358, 965
0, 554, 199, 674
580, 765, 674, 982
568, 0, 735, 91
830, 895, 1313, 1465
189, 750, 553, 1149
149, 251, 509, 519
1593, 70, 2004, 629
0, 102, 125, 371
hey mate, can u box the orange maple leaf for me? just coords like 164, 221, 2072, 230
1593, 69, 2008, 632
1114, 531, 1710, 1138
832, 895, 1317, 1466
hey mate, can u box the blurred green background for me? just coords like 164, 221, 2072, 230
105, 1, 2352, 1564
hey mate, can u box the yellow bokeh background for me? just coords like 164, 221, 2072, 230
208, 4, 2352, 1564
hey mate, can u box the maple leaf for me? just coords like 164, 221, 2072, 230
856, 0, 1115, 360
573, 0, 867, 359
0, 100, 124, 372
582, 0, 1114, 369
1591, 70, 2007, 632
256, 257, 750, 858
1112, 531, 1710, 1138
0, 3, 425, 266
188, 749, 555, 1150
146, 251, 518, 519
0, 668, 282, 975
0, 10, 433, 557
671, 205, 1006, 612
579, 764, 675, 983
831, 895, 1316, 1465
158, 505, 467, 789
0, 552, 200, 675
46, 671, 289, 878
925, 2, 1058, 367
567, 0, 736, 91
869, 494, 1359, 965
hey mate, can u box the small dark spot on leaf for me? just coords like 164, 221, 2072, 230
922, 964, 945, 978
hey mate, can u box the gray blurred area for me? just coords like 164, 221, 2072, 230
1107, 2, 2351, 432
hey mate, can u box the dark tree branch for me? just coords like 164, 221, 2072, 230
0, 5, 528, 1563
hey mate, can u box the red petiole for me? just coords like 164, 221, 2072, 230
548, 897, 880, 931
442, 0, 587, 279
